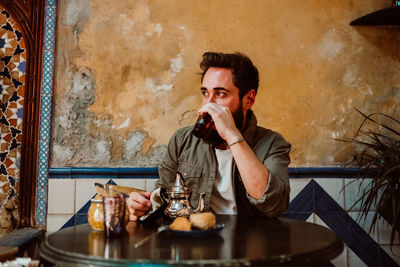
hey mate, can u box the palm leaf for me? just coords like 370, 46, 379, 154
354, 108, 400, 137
336, 109, 400, 247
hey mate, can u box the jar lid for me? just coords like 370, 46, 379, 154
90, 198, 103, 203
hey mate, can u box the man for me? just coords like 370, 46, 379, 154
127, 52, 291, 220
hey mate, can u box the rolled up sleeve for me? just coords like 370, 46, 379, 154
246, 135, 291, 217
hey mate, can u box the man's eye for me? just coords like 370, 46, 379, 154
216, 92, 226, 97
201, 91, 208, 96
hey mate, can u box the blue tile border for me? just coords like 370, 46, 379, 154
44, 6, 56, 51
282, 180, 398, 266
46, 0, 56, 6
48, 167, 359, 179
36, 0, 57, 226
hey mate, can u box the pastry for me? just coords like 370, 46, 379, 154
170, 217, 192, 231
189, 212, 216, 230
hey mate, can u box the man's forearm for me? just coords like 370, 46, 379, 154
229, 139, 269, 199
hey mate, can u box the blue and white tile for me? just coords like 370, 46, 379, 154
46, 0, 57, 6
306, 213, 314, 223
37, 0, 56, 227
46, 214, 71, 233
381, 245, 400, 265
344, 178, 374, 212
348, 212, 379, 243
314, 215, 348, 266
44, 6, 56, 51
331, 244, 347, 267
314, 214, 330, 228
289, 178, 311, 202
145, 178, 158, 192
48, 179, 75, 214
42, 51, 55, 86
347, 247, 367, 267
41, 75, 53, 96
377, 216, 400, 245
40, 96, 52, 127
113, 178, 146, 192
314, 178, 345, 209
36, 185, 48, 225
37, 152, 49, 185
75, 178, 109, 211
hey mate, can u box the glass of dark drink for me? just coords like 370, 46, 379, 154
103, 194, 126, 238
191, 113, 213, 138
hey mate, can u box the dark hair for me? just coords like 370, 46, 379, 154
200, 52, 259, 99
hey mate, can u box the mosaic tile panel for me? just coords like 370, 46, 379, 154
46, 0, 56, 7
0, 8, 26, 232
36, 0, 57, 226
43, 6, 56, 51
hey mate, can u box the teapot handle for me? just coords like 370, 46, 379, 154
193, 193, 206, 213
160, 187, 169, 203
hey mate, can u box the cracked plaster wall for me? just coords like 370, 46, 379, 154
51, 0, 400, 167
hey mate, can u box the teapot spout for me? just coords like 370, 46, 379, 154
193, 193, 205, 213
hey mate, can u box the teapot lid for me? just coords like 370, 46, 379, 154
170, 173, 189, 195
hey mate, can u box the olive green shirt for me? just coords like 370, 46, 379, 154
156, 110, 291, 217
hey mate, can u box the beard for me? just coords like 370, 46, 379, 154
202, 103, 245, 146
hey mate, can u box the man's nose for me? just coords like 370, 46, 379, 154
205, 94, 216, 104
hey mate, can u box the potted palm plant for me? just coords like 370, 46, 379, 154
337, 108, 400, 246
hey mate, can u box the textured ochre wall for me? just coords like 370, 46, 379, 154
51, 0, 400, 167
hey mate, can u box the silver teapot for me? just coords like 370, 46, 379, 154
164, 173, 205, 219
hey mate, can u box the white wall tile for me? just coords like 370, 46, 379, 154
46, 214, 72, 233
48, 179, 75, 214
113, 179, 146, 191
347, 247, 367, 267
289, 178, 311, 202
344, 178, 374, 212
381, 245, 400, 265
377, 217, 400, 245
313, 215, 348, 266
75, 179, 109, 211
332, 243, 347, 267
348, 212, 379, 243
315, 214, 329, 228
314, 178, 345, 209
145, 179, 158, 192
306, 213, 315, 223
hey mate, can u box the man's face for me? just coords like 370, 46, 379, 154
199, 67, 247, 145
201, 67, 244, 121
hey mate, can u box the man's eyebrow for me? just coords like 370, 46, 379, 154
213, 87, 229, 91
200, 87, 229, 91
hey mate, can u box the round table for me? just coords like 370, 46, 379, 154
0, 246, 18, 261
40, 215, 343, 266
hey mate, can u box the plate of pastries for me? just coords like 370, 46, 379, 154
168, 212, 225, 237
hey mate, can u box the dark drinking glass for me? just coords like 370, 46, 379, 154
192, 113, 213, 138
103, 195, 126, 237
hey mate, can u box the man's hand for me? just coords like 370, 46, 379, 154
200, 103, 269, 199
198, 103, 243, 144
126, 191, 152, 221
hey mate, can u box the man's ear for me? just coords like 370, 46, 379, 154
243, 89, 256, 109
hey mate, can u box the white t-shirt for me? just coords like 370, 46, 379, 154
210, 148, 237, 214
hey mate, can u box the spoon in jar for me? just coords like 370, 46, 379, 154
134, 225, 169, 248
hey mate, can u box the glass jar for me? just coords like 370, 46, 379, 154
88, 198, 104, 231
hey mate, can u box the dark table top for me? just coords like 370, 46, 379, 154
40, 215, 343, 266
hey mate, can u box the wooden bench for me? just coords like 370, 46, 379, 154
0, 228, 45, 261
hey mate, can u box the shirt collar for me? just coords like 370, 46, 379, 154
242, 110, 258, 147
